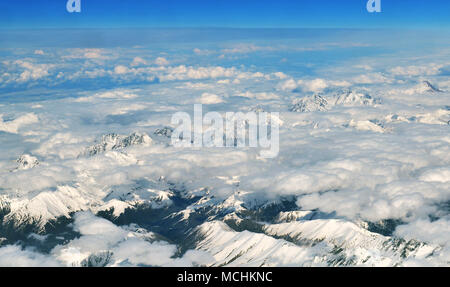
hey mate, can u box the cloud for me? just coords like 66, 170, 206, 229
298, 78, 329, 93
389, 64, 443, 77
0, 245, 61, 267
237, 91, 279, 100
296, 177, 446, 222
108, 103, 147, 115
160, 65, 237, 81
352, 73, 390, 84
419, 167, 450, 183
395, 217, 450, 246
14, 60, 52, 82
199, 93, 225, 104
114, 65, 129, 75
217, 79, 230, 84
1, 37, 449, 267
51, 212, 213, 266
222, 44, 274, 54
193, 48, 213, 55
0, 113, 39, 134
273, 72, 288, 79
277, 78, 298, 91
278, 78, 351, 92
348, 119, 386, 133
34, 132, 87, 159
155, 57, 169, 66
63, 48, 110, 60
130, 57, 147, 67
74, 89, 139, 102
96, 89, 139, 99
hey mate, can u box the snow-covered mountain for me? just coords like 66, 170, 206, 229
0, 179, 445, 266
0, 29, 449, 267
290, 89, 381, 112
15, 154, 40, 171
81, 132, 152, 157
418, 80, 444, 93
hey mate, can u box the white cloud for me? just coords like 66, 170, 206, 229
96, 89, 139, 99
217, 79, 230, 84
389, 64, 443, 77
419, 167, 450, 183
277, 78, 298, 91
352, 73, 390, 84
50, 212, 213, 267
130, 57, 147, 67
160, 65, 237, 81
63, 48, 109, 60
109, 103, 147, 115
114, 65, 129, 75
34, 132, 87, 159
278, 78, 350, 92
1, 39, 450, 267
0, 113, 39, 134
193, 48, 213, 55
14, 60, 51, 82
155, 57, 169, 66
298, 78, 329, 92
0, 245, 61, 267
74, 89, 139, 102
273, 72, 288, 79
237, 91, 279, 100
199, 93, 225, 104
395, 217, 450, 246
222, 44, 274, 54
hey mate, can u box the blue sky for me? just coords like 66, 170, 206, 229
0, 0, 449, 29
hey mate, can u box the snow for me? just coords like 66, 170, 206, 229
195, 221, 323, 267
0, 28, 449, 266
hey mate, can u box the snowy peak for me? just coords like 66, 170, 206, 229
419, 80, 443, 93
274, 210, 316, 223
154, 127, 174, 138
331, 89, 380, 106
15, 154, 39, 170
82, 132, 152, 157
290, 94, 328, 112
192, 221, 318, 267
290, 90, 380, 112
